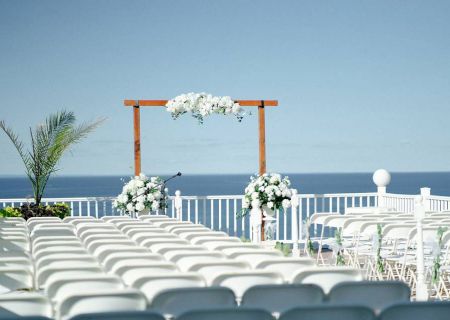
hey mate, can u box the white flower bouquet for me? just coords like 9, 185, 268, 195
166, 92, 244, 124
113, 173, 168, 215
239, 173, 292, 217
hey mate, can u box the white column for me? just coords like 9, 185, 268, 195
174, 190, 182, 220
421, 187, 431, 212
373, 169, 391, 209
414, 195, 429, 301
291, 189, 300, 256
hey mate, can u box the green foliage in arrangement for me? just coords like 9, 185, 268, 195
376, 224, 384, 273
335, 228, 345, 266
275, 241, 291, 256
0, 207, 22, 218
0, 111, 104, 206
0, 203, 71, 220
46, 203, 71, 219
432, 226, 448, 284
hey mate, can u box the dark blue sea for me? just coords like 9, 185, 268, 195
1, 172, 450, 199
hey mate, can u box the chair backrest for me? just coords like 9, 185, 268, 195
279, 305, 375, 320
63, 216, 96, 223
241, 284, 324, 315
57, 288, 146, 320
45, 274, 124, 303
382, 224, 415, 240
151, 287, 236, 318
177, 308, 274, 320
100, 216, 131, 221
188, 261, 251, 285
328, 281, 411, 314
158, 246, 208, 258
254, 258, 316, 282
192, 237, 241, 246
131, 272, 206, 301
125, 227, 168, 237
184, 231, 228, 241
0, 237, 29, 252
291, 267, 364, 294
0, 292, 52, 318
113, 262, 178, 279
102, 252, 163, 271
104, 255, 164, 272
379, 302, 450, 320
0, 267, 33, 293
68, 311, 165, 320
138, 214, 171, 221
133, 233, 179, 245
37, 265, 103, 289
210, 271, 284, 301
96, 247, 149, 263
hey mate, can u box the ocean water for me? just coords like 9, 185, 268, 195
1, 172, 450, 199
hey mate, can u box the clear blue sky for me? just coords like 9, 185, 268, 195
1, 0, 449, 176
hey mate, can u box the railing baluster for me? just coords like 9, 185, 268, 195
218, 199, 222, 231
226, 199, 230, 234
195, 199, 199, 224
210, 199, 214, 230
233, 198, 237, 237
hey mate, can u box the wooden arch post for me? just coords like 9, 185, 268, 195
123, 99, 278, 240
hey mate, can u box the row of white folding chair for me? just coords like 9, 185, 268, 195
0, 218, 43, 293
31, 223, 102, 290
0, 217, 29, 253
41, 218, 147, 319
101, 217, 294, 301
73, 217, 364, 302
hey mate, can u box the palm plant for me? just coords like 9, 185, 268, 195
0, 111, 104, 206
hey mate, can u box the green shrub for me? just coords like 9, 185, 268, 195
0, 206, 22, 218
46, 203, 71, 219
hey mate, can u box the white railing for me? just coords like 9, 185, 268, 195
2, 191, 450, 241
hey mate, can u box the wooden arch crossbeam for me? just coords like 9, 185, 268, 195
123, 99, 278, 176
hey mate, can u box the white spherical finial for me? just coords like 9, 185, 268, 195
373, 169, 391, 187
175, 190, 181, 196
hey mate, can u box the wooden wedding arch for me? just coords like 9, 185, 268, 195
123, 99, 278, 176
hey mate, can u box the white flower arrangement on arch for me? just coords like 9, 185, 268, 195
166, 92, 244, 124
113, 173, 168, 215
238, 173, 292, 217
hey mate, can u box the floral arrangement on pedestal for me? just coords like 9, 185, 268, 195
166, 92, 244, 124
239, 173, 292, 217
113, 174, 168, 215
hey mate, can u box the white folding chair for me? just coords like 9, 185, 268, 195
0, 292, 52, 318
45, 274, 125, 303
36, 264, 103, 289
189, 260, 251, 285
291, 267, 364, 294
0, 237, 30, 252
140, 238, 190, 251
87, 239, 136, 253
36, 254, 98, 271
254, 257, 317, 282
133, 233, 179, 245
100, 216, 132, 222
192, 236, 241, 246
115, 262, 179, 285
95, 246, 149, 262
102, 252, 163, 271
63, 216, 96, 223
56, 288, 146, 320
173, 252, 227, 271
210, 270, 284, 301
0, 267, 34, 293
131, 272, 206, 302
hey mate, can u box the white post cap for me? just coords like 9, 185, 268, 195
373, 169, 391, 188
